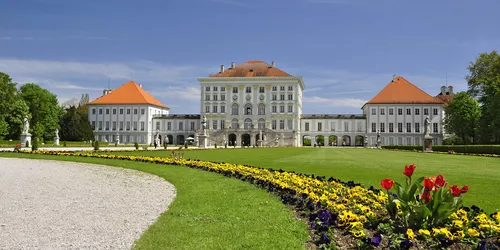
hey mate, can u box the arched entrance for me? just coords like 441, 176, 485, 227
355, 135, 364, 146
177, 135, 185, 145
328, 135, 338, 146
302, 135, 313, 146
241, 134, 251, 146
228, 133, 237, 146
315, 135, 325, 146
342, 135, 351, 146
167, 135, 173, 144
255, 134, 261, 145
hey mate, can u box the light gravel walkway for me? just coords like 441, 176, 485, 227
0, 158, 176, 250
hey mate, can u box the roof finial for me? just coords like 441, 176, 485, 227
392, 74, 397, 80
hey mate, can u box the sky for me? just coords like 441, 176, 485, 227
1, 0, 499, 114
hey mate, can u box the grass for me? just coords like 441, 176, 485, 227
0, 152, 309, 250
109, 147, 500, 213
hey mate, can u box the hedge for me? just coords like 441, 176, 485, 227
382, 145, 500, 155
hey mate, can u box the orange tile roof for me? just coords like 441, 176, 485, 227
365, 76, 445, 106
88, 81, 168, 108
209, 60, 292, 77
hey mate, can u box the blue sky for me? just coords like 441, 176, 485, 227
1, 0, 499, 114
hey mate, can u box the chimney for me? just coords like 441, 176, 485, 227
392, 74, 397, 81
441, 86, 446, 95
271, 61, 275, 67
231, 62, 235, 68
448, 86, 454, 95
220, 64, 225, 73
103, 89, 110, 96
139, 84, 143, 88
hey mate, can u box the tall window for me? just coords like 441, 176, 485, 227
380, 123, 385, 132
213, 120, 218, 130
213, 86, 218, 91
221, 105, 225, 113
205, 105, 210, 113
272, 94, 277, 100
231, 119, 238, 129
244, 118, 252, 129
344, 121, 349, 132
272, 86, 277, 91
389, 123, 394, 132
288, 105, 293, 113
280, 86, 285, 91
232, 104, 239, 115
406, 108, 411, 115
245, 103, 252, 115
232, 87, 238, 93
221, 94, 225, 101
433, 108, 438, 115
213, 105, 218, 113
205, 94, 210, 101
112, 109, 116, 115
371, 123, 376, 132
127, 109, 130, 114
272, 120, 277, 130
134, 109, 138, 115
424, 108, 429, 115
126, 121, 130, 131
112, 121, 116, 130
220, 120, 225, 129
179, 122, 183, 130
259, 87, 265, 93
191, 122, 195, 130
258, 119, 265, 129
288, 86, 293, 91
398, 123, 403, 132
415, 122, 420, 133
258, 104, 265, 115
280, 94, 285, 100
406, 123, 411, 133
156, 122, 160, 131
318, 122, 322, 131
398, 109, 403, 115
92, 109, 96, 115
246, 87, 251, 93
279, 120, 285, 130
371, 108, 376, 115
380, 108, 385, 115
415, 108, 420, 115
389, 108, 394, 115
272, 105, 277, 113
119, 109, 123, 114
280, 105, 285, 113
91, 121, 96, 130
140, 122, 145, 131
433, 123, 438, 133
105, 121, 109, 130
305, 122, 310, 131
106, 109, 110, 115
213, 95, 218, 101
205, 86, 210, 91
133, 122, 137, 131
167, 122, 171, 130
221, 87, 225, 91
98, 121, 102, 130
141, 109, 145, 115
287, 120, 293, 130
288, 94, 293, 100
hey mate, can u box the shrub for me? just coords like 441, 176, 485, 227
142, 146, 148, 150
382, 145, 421, 151
215, 143, 217, 149
63, 141, 67, 147
163, 142, 167, 149
225, 143, 227, 148
94, 140, 100, 150
184, 142, 188, 149
115, 142, 118, 147
32, 137, 39, 151
134, 142, 139, 150
382, 145, 500, 155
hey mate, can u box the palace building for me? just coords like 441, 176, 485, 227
87, 60, 455, 147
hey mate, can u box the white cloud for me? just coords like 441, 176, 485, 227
303, 96, 367, 108
153, 86, 201, 102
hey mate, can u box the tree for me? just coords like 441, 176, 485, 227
444, 92, 482, 144
466, 50, 500, 143
19, 83, 61, 140
59, 105, 94, 141
0, 72, 19, 139
4, 98, 30, 139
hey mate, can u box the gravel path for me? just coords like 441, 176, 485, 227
0, 158, 176, 250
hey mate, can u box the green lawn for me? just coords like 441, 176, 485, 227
109, 147, 500, 213
0, 153, 309, 250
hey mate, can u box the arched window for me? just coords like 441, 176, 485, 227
245, 103, 252, 115
231, 119, 239, 129
258, 119, 265, 130
232, 103, 239, 115
244, 118, 252, 129
258, 104, 265, 115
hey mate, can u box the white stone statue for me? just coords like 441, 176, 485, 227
22, 117, 29, 134
424, 116, 431, 136
55, 128, 59, 138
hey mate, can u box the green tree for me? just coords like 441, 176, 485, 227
0, 72, 19, 139
444, 92, 482, 144
5, 98, 30, 139
19, 83, 61, 140
60, 105, 94, 141
466, 50, 500, 143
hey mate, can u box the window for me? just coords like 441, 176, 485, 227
246, 87, 251, 93
280, 94, 284, 100
127, 109, 131, 115
389, 108, 394, 115
205, 94, 210, 101
213, 120, 218, 130
288, 94, 293, 100
398, 123, 403, 132
398, 109, 403, 115
415, 108, 420, 115
272, 120, 277, 130
272, 105, 277, 113
305, 122, 309, 131
105, 109, 109, 115
380, 123, 385, 132
191, 122, 195, 130
344, 121, 349, 132
381, 108, 385, 115
167, 122, 171, 130
433, 108, 438, 115
133, 122, 138, 131
258, 104, 265, 115
220, 120, 225, 129
318, 122, 322, 131
213, 105, 218, 113
213, 86, 218, 91
371, 108, 376, 115
424, 108, 429, 115
406, 137, 412, 145
280, 105, 285, 113
415, 122, 420, 133
126, 121, 131, 131
221, 94, 225, 101
272, 94, 277, 100
232, 104, 239, 115
119, 121, 123, 130
245, 104, 252, 115
179, 122, 183, 130
99, 109, 103, 114
272, 86, 277, 91
105, 121, 110, 130
406, 108, 411, 115
371, 123, 376, 132
221, 87, 225, 91
287, 120, 293, 130
232, 87, 238, 93
288, 105, 293, 113
357, 122, 362, 132
433, 123, 438, 133
141, 109, 145, 115
112, 109, 116, 115
389, 123, 394, 133
280, 86, 285, 91
231, 119, 238, 129
221, 105, 225, 113
406, 123, 411, 133
92, 109, 96, 115
259, 87, 265, 93
213, 95, 217, 101
205, 105, 210, 113
288, 86, 293, 91
156, 122, 160, 131
258, 119, 265, 130
134, 109, 138, 115
112, 121, 116, 130
119, 109, 123, 115
205, 86, 210, 91
91, 121, 96, 130
98, 121, 102, 130
279, 120, 285, 130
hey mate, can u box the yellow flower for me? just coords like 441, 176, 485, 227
494, 213, 500, 223
419, 229, 431, 237
468, 228, 480, 237
406, 229, 415, 240
352, 229, 365, 238
479, 224, 491, 231
452, 220, 463, 228
453, 230, 464, 239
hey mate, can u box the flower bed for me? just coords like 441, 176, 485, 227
8, 150, 500, 249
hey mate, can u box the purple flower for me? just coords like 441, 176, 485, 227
371, 233, 382, 247
320, 233, 331, 245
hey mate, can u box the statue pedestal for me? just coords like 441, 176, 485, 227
257, 139, 263, 147
377, 140, 382, 149
21, 133, 32, 147
423, 136, 433, 152
198, 134, 208, 148
54, 136, 60, 146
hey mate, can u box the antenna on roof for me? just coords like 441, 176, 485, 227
445, 72, 448, 88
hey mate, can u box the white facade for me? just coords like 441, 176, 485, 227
88, 104, 168, 144
151, 114, 200, 145
300, 115, 367, 146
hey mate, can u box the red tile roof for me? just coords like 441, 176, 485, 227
88, 81, 168, 108
435, 93, 455, 106
366, 76, 445, 105
209, 60, 292, 77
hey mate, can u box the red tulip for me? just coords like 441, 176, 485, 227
380, 178, 394, 190
421, 191, 431, 204
403, 164, 416, 177
435, 174, 447, 187
423, 178, 434, 191
450, 185, 461, 197
461, 185, 468, 194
